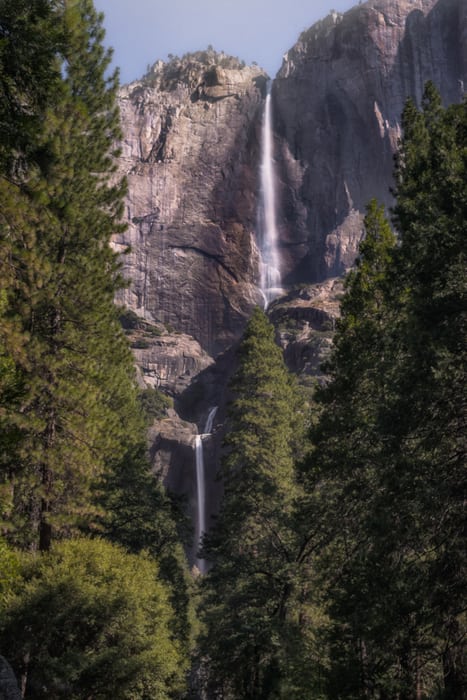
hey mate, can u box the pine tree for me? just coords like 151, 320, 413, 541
307, 201, 402, 698
0, 0, 62, 173
199, 308, 313, 699
388, 84, 467, 699
95, 435, 196, 657
307, 86, 466, 698
0, 0, 132, 549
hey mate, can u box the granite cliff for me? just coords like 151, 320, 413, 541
112, 0, 466, 564
273, 0, 467, 282
115, 0, 466, 358
113, 50, 267, 358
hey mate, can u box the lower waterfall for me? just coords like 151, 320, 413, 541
195, 406, 218, 574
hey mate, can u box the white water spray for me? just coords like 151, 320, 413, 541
195, 406, 218, 574
258, 87, 284, 306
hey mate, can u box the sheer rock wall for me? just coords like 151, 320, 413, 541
272, 0, 467, 282
113, 52, 268, 358
115, 1, 466, 358
112, 2, 466, 565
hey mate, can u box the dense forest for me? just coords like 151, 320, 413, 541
0, 1, 465, 699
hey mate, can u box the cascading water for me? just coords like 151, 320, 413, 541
194, 436, 206, 572
195, 406, 218, 574
258, 85, 283, 307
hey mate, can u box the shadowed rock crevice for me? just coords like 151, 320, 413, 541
167, 244, 240, 283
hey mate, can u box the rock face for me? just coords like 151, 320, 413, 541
113, 1, 466, 565
113, 50, 268, 357
269, 279, 344, 382
114, 1, 466, 353
273, 0, 467, 283
132, 331, 214, 398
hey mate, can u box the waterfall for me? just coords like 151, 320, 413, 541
258, 86, 283, 307
194, 436, 206, 572
195, 406, 218, 574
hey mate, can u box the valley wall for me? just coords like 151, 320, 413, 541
112, 0, 466, 566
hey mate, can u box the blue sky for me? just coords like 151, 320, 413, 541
94, 0, 357, 84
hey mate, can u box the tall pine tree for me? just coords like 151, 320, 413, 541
306, 86, 466, 698
199, 308, 314, 699
388, 84, 467, 699
0, 0, 134, 549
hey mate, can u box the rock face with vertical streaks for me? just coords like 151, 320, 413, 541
115, 1, 466, 356
113, 51, 268, 357
272, 0, 467, 283
112, 1, 466, 565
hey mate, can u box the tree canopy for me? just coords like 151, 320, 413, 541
0, 2, 191, 696
199, 308, 317, 699
306, 84, 467, 699
0, 538, 187, 699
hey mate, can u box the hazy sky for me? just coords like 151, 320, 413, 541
94, 0, 357, 84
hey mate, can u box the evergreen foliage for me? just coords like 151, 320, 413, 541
0, 2, 192, 694
0, 3, 464, 694
307, 85, 467, 698
95, 438, 196, 657
0, 0, 132, 549
199, 308, 319, 699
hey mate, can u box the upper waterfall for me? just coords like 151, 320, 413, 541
258, 86, 283, 307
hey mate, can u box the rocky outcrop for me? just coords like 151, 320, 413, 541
150, 411, 197, 484
273, 0, 467, 282
132, 331, 214, 398
270, 278, 343, 381
113, 50, 268, 357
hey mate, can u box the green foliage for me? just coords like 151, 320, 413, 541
118, 307, 142, 330
199, 308, 319, 698
139, 386, 173, 422
131, 338, 151, 348
0, 538, 20, 605
306, 85, 467, 698
0, 0, 134, 549
0, 0, 62, 173
0, 538, 187, 699
95, 439, 196, 656
0, 3, 194, 695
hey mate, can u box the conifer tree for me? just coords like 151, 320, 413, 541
307, 201, 401, 698
307, 86, 466, 698
388, 84, 467, 699
0, 3, 194, 690
96, 437, 196, 657
0, 0, 131, 549
0, 0, 62, 173
199, 308, 312, 699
